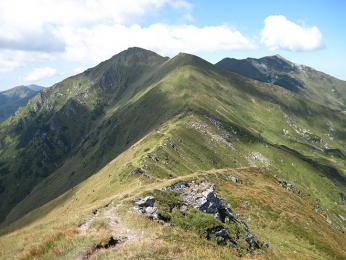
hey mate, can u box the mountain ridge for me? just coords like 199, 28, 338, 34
215, 55, 346, 110
0, 85, 44, 121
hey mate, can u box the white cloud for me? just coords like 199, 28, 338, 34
0, 0, 189, 29
59, 23, 255, 63
261, 15, 324, 51
0, 0, 255, 73
0, 0, 192, 71
24, 67, 57, 81
0, 50, 51, 72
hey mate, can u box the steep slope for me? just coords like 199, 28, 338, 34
0, 48, 345, 258
216, 55, 346, 110
0, 85, 43, 121
0, 47, 169, 223
0, 112, 345, 259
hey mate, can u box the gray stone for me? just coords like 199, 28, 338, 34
278, 179, 294, 191
228, 176, 239, 183
161, 181, 189, 191
146, 153, 159, 162
245, 233, 260, 249
207, 226, 236, 246
135, 196, 155, 208
164, 138, 176, 149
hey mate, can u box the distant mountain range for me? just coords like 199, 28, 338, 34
0, 85, 44, 121
0, 48, 345, 259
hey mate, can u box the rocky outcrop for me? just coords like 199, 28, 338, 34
135, 196, 155, 208
134, 181, 262, 251
277, 178, 303, 197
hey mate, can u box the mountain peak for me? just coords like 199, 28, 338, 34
115, 47, 164, 60
273, 54, 286, 60
168, 52, 214, 71
263, 54, 294, 65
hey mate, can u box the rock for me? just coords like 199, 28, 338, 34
131, 167, 146, 176
164, 138, 176, 149
207, 226, 236, 246
146, 153, 159, 162
145, 206, 158, 215
179, 204, 188, 212
180, 182, 237, 223
228, 175, 239, 183
135, 196, 155, 207
161, 181, 189, 191
278, 179, 294, 191
245, 233, 260, 249
144, 206, 159, 219
263, 241, 270, 249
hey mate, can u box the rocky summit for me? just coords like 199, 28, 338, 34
0, 47, 345, 259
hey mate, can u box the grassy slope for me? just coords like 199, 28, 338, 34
0, 112, 345, 259
0, 48, 169, 223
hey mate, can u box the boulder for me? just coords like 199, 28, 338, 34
135, 196, 155, 207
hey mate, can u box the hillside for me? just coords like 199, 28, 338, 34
216, 56, 346, 110
0, 85, 44, 121
0, 48, 345, 259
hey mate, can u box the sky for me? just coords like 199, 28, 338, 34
0, 0, 345, 91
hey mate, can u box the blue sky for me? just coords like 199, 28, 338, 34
0, 0, 345, 91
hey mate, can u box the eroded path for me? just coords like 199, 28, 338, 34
77, 202, 145, 259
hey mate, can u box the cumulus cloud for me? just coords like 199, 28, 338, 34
0, 51, 51, 72
59, 23, 255, 63
261, 15, 324, 51
0, 0, 255, 72
0, 0, 192, 71
24, 67, 57, 81
0, 27, 64, 53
